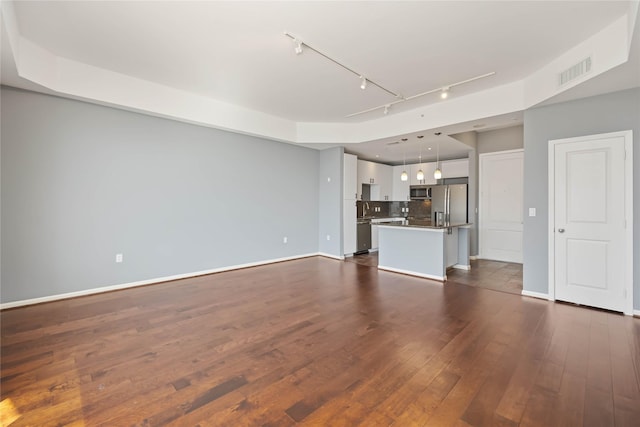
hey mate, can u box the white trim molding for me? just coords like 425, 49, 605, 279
522, 290, 552, 301
452, 264, 471, 271
378, 265, 446, 282
0, 252, 320, 310
318, 252, 345, 261
634, 310, 640, 318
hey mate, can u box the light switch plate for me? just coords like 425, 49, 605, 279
529, 208, 536, 217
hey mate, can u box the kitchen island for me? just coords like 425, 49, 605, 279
377, 222, 471, 281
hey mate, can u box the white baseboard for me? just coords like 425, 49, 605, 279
0, 252, 320, 310
469, 255, 479, 261
634, 310, 640, 317
452, 264, 471, 271
378, 265, 445, 282
318, 252, 345, 261
521, 290, 552, 301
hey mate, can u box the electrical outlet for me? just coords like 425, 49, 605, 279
283, 236, 288, 244
115, 253, 123, 263
326, 235, 331, 241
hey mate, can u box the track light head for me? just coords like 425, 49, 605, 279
293, 39, 303, 55
360, 76, 367, 90
440, 87, 449, 99
383, 105, 389, 115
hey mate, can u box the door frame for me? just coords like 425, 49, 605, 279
478, 148, 524, 261
547, 130, 633, 315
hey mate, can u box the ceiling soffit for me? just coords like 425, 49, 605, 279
1, 2, 638, 146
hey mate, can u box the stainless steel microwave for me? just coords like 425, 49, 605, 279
410, 185, 431, 200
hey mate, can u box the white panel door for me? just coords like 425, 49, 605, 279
553, 134, 628, 312
479, 150, 523, 263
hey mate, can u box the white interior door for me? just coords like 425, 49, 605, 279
479, 150, 523, 263
552, 132, 631, 313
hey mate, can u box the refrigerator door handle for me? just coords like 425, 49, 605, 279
445, 186, 450, 224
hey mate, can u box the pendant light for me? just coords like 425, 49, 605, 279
416, 140, 424, 182
434, 141, 442, 180
400, 150, 408, 181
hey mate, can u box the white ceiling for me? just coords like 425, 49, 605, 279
2, 1, 639, 163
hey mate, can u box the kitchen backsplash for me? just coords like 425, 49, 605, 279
357, 200, 431, 219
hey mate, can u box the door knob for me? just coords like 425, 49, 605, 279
558, 228, 565, 233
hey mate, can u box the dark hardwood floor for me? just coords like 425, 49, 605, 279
346, 253, 523, 296
2, 256, 639, 426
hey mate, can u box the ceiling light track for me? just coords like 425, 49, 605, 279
345, 71, 496, 118
284, 32, 403, 100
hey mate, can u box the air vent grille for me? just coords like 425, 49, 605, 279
559, 57, 592, 86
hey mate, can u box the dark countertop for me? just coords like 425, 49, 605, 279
378, 220, 471, 230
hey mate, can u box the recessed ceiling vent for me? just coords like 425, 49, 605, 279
559, 57, 592, 86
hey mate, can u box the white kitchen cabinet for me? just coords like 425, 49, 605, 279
343, 153, 358, 200
343, 199, 357, 255
440, 158, 469, 178
343, 153, 358, 256
392, 165, 410, 201
410, 162, 437, 185
377, 163, 392, 201
357, 159, 392, 200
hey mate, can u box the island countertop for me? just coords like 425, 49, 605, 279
378, 220, 472, 230
377, 222, 472, 281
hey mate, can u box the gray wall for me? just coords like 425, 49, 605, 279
523, 88, 640, 310
318, 147, 343, 257
1, 87, 320, 303
477, 125, 524, 154
449, 131, 479, 256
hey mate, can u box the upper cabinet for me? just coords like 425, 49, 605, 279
410, 163, 437, 185
392, 165, 410, 201
357, 159, 392, 201
343, 153, 358, 200
355, 157, 469, 201
440, 158, 469, 178
377, 164, 392, 201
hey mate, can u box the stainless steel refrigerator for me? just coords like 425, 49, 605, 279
430, 184, 468, 226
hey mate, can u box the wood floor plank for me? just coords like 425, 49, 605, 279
583, 386, 615, 427
2, 256, 638, 426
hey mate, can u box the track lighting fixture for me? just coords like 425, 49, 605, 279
284, 32, 400, 98
283, 31, 494, 118
346, 72, 495, 117
293, 39, 303, 55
